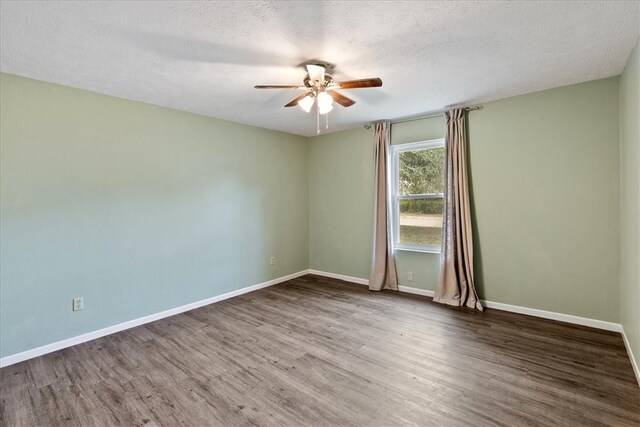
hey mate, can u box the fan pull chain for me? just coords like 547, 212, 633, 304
325, 111, 329, 130
316, 105, 320, 135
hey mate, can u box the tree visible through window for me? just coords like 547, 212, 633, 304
391, 139, 445, 251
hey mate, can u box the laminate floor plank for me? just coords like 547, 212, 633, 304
1, 274, 638, 426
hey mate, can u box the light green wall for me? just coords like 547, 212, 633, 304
0, 73, 309, 358
0, 69, 629, 359
308, 128, 375, 279
309, 77, 621, 322
469, 77, 619, 322
620, 38, 640, 368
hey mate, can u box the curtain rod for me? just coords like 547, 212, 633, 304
363, 106, 483, 129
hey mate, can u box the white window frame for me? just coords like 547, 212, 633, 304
390, 138, 445, 253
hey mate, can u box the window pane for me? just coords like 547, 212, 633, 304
398, 146, 445, 195
399, 198, 443, 246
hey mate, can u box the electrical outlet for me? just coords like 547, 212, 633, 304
72, 297, 83, 311
270, 256, 276, 265
407, 272, 414, 282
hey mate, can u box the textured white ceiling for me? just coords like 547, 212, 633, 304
1, 1, 638, 137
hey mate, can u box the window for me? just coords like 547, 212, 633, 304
390, 139, 445, 253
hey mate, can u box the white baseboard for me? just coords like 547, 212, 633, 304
5, 268, 637, 387
307, 270, 437, 298
308, 270, 622, 332
480, 300, 622, 332
398, 285, 435, 297
307, 269, 369, 286
0, 270, 308, 368
621, 327, 640, 386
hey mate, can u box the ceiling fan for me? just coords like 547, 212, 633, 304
254, 62, 382, 133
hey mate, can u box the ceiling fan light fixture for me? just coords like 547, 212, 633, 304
316, 91, 333, 114
254, 62, 381, 131
298, 94, 314, 113
318, 103, 333, 115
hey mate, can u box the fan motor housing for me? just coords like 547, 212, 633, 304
303, 73, 333, 88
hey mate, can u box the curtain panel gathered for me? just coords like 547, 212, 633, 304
369, 122, 398, 291
433, 109, 483, 310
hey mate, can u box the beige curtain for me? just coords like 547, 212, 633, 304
433, 109, 483, 310
369, 122, 398, 291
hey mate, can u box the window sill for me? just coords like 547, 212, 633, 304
394, 247, 441, 254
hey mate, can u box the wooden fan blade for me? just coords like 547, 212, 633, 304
284, 92, 311, 107
254, 85, 305, 89
329, 90, 355, 107
336, 78, 382, 89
